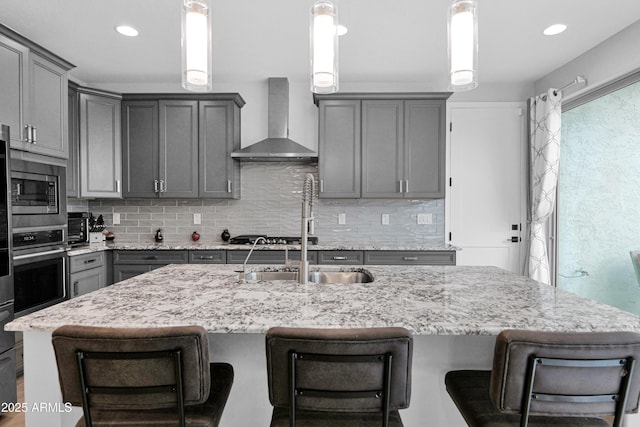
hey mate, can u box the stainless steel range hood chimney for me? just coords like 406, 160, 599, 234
231, 78, 317, 161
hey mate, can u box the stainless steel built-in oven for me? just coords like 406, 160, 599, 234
10, 159, 66, 229
13, 228, 67, 317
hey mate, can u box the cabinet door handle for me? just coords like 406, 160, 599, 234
154, 179, 159, 193
32, 126, 37, 144
227, 180, 232, 193
199, 255, 215, 260
399, 180, 403, 193
84, 259, 96, 264
332, 256, 348, 260
320, 179, 324, 193
144, 255, 157, 260
116, 180, 121, 193
405, 180, 409, 193
73, 281, 79, 296
160, 180, 166, 192
402, 256, 418, 261
24, 125, 31, 143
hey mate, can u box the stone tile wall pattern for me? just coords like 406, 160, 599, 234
86, 163, 445, 246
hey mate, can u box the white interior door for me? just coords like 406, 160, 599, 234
447, 103, 526, 273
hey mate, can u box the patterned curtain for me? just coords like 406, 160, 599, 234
527, 89, 562, 284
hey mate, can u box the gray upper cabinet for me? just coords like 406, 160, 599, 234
159, 100, 199, 198
0, 25, 73, 159
362, 100, 404, 198
403, 100, 447, 198
78, 88, 122, 198
314, 93, 450, 199
199, 100, 241, 199
122, 94, 244, 199
317, 100, 361, 198
67, 82, 80, 197
122, 100, 158, 198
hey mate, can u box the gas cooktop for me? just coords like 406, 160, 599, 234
228, 235, 318, 245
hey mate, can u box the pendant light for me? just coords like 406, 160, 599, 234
310, 0, 338, 94
447, 0, 478, 91
181, 0, 212, 92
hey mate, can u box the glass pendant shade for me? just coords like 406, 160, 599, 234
447, 0, 478, 91
310, 0, 338, 94
181, 0, 212, 92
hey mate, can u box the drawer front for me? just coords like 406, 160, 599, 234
70, 267, 107, 298
317, 250, 364, 265
0, 349, 17, 405
0, 302, 15, 353
189, 250, 226, 264
69, 251, 106, 273
226, 250, 318, 265
112, 264, 157, 282
113, 250, 189, 265
364, 250, 456, 265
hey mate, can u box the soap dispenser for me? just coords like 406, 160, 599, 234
155, 228, 163, 243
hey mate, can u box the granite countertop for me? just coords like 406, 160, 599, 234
67, 242, 459, 256
7, 264, 640, 335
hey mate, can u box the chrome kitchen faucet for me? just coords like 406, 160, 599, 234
242, 237, 267, 275
300, 174, 315, 284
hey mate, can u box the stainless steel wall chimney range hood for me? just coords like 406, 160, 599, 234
231, 78, 317, 162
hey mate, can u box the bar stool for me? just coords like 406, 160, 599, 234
445, 329, 640, 426
265, 326, 413, 427
52, 325, 233, 427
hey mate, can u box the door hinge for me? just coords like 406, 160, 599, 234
449, 232, 452, 241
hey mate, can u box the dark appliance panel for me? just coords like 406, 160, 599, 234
10, 158, 67, 229
13, 245, 66, 316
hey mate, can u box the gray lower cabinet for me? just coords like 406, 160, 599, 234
69, 251, 108, 298
112, 250, 189, 281
113, 265, 160, 282
122, 94, 244, 199
226, 250, 317, 265
364, 250, 456, 265
189, 250, 226, 264
317, 251, 364, 265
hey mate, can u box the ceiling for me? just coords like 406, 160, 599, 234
2, 0, 640, 91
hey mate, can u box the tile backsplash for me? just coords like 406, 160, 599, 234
83, 162, 445, 246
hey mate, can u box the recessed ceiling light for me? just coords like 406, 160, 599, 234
115, 25, 139, 37
337, 25, 348, 36
543, 24, 567, 36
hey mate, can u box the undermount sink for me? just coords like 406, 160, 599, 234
238, 270, 374, 284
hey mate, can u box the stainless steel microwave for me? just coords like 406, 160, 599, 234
10, 159, 67, 229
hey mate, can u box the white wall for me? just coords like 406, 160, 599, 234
535, 20, 640, 100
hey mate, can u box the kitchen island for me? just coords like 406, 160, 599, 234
7, 264, 640, 426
